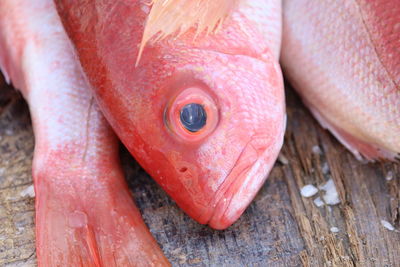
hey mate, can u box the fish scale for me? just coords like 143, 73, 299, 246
282, 0, 400, 160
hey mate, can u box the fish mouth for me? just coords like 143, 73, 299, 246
205, 135, 282, 230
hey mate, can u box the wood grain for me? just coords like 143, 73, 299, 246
0, 73, 399, 267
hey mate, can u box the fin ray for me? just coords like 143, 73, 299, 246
137, 0, 239, 65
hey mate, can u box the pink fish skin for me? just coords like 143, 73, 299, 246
0, 0, 169, 266
281, 0, 400, 161
55, 0, 285, 229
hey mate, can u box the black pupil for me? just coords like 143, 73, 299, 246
180, 103, 207, 132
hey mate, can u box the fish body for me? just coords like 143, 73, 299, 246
0, 0, 169, 265
56, 0, 285, 229
281, 0, 400, 160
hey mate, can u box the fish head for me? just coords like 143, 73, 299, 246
55, 0, 286, 229
127, 46, 285, 229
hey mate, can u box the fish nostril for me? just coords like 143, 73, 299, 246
179, 167, 188, 173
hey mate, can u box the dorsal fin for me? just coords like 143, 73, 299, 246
137, 0, 239, 65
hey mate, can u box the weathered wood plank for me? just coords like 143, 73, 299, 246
0, 73, 399, 266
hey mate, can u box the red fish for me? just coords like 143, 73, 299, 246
281, 0, 400, 160
0, 0, 169, 265
55, 0, 286, 230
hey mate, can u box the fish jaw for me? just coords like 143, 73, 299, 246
55, 0, 286, 229
206, 127, 285, 229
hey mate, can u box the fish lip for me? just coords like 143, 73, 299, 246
207, 159, 267, 230
205, 135, 282, 230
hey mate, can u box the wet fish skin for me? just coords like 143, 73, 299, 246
0, 0, 170, 265
281, 0, 400, 160
56, 0, 285, 229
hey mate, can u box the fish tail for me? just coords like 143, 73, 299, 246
34, 158, 170, 267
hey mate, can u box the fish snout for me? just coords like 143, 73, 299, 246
207, 134, 282, 230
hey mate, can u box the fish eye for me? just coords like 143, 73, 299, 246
180, 103, 207, 132
165, 86, 218, 142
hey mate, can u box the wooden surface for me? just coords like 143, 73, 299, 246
0, 73, 399, 267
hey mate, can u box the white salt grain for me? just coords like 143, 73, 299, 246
385, 171, 393, 181
20, 185, 35, 198
278, 154, 289, 165
312, 145, 322, 155
322, 162, 330, 175
5, 128, 14, 135
278, 153, 289, 165
330, 227, 339, 233
300, 184, 318, 198
380, 220, 395, 231
313, 197, 324, 207
320, 179, 340, 205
